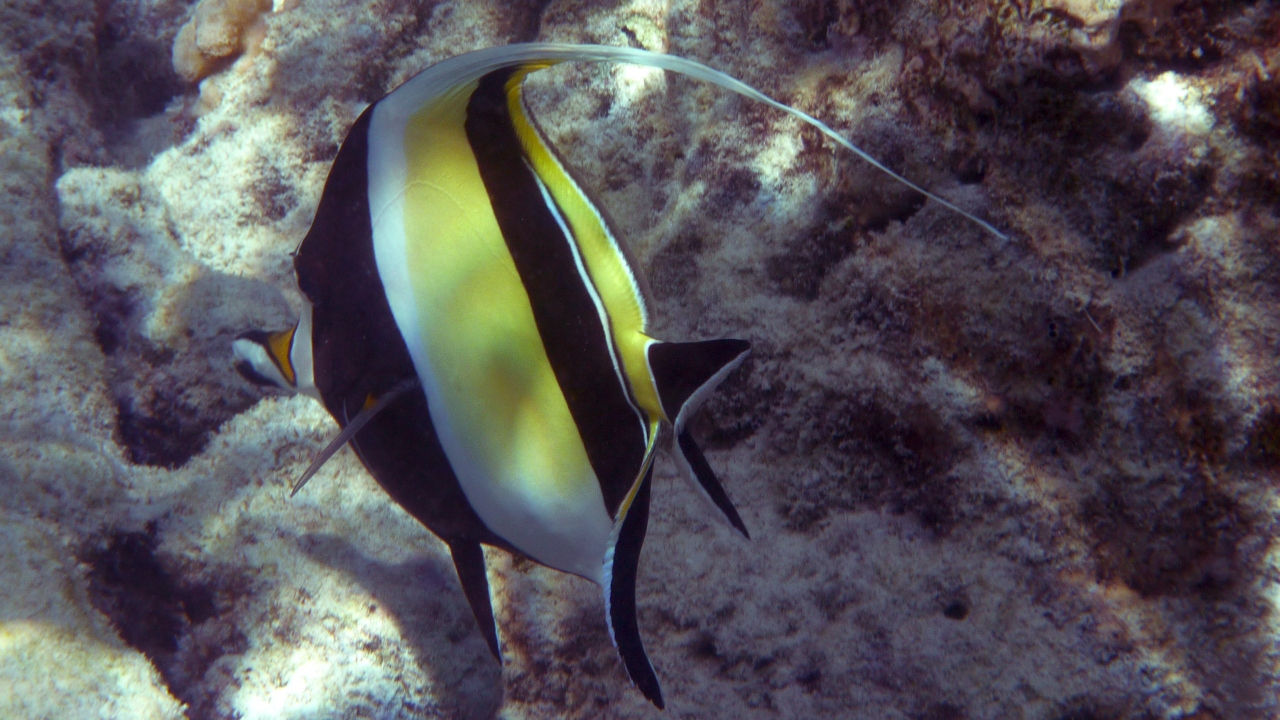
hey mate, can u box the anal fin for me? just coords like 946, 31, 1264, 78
449, 540, 502, 662
676, 429, 749, 539
604, 468, 663, 708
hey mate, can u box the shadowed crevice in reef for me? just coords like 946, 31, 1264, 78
647, 231, 704, 299
762, 190, 927, 303
984, 71, 1211, 277
1084, 471, 1258, 600
19, 0, 195, 169
81, 526, 252, 720
86, 1, 192, 169
56, 195, 291, 467
298, 533, 504, 720
908, 2, 1271, 279
1115, 0, 1253, 73
780, 393, 964, 535
766, 216, 859, 302
88, 273, 283, 469
1227, 31, 1280, 210
770, 252, 1266, 716
89, 20, 183, 129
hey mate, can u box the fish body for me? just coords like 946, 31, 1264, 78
235, 44, 763, 708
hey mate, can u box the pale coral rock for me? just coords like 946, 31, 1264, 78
172, 0, 272, 82
0, 513, 185, 720
1130, 71, 1215, 134
1044, 0, 1182, 71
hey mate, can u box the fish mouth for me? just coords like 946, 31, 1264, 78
233, 358, 279, 388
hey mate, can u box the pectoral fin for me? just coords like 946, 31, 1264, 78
290, 377, 420, 497
449, 539, 502, 662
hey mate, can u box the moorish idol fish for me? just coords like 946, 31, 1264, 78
233, 43, 1004, 708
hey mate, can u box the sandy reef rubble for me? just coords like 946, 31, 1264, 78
1, 0, 1278, 718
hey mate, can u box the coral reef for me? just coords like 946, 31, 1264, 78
172, 0, 272, 83
1, 0, 1277, 718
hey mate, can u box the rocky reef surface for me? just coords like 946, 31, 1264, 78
2, 0, 1278, 718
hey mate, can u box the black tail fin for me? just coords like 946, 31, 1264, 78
676, 428, 749, 538
647, 339, 750, 430
647, 339, 751, 538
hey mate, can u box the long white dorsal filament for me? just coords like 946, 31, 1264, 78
582, 48, 1011, 241
290, 376, 421, 497
423, 44, 1007, 240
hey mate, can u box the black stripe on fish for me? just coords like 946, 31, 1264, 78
464, 67, 648, 518
294, 105, 513, 659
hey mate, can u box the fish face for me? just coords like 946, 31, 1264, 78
232, 305, 320, 400
232, 328, 297, 390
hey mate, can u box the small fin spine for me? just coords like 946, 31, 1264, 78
290, 376, 420, 497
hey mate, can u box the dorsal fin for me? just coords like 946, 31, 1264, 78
380, 44, 1007, 239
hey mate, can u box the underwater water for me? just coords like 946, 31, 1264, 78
2, 0, 1279, 718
